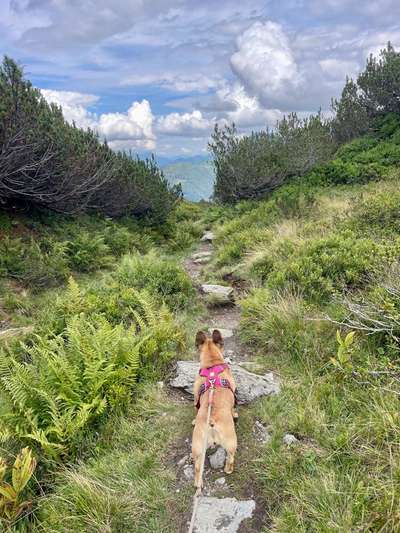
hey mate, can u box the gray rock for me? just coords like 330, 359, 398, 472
209, 446, 226, 469
192, 252, 213, 265
170, 361, 280, 405
183, 464, 194, 480
201, 231, 214, 242
192, 497, 255, 532
201, 284, 234, 304
283, 433, 298, 445
208, 327, 233, 339
177, 454, 189, 467
253, 420, 271, 444
215, 476, 226, 486
238, 361, 264, 373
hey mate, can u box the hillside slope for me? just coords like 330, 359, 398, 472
2, 118, 400, 531
163, 157, 214, 201
32, 120, 400, 531
200, 119, 400, 531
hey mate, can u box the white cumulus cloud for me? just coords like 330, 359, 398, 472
216, 83, 283, 127
98, 100, 155, 145
230, 21, 302, 106
41, 89, 155, 150
156, 110, 214, 137
40, 89, 99, 129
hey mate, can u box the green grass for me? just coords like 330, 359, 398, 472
0, 199, 208, 530
35, 384, 193, 533
3, 119, 400, 530
206, 124, 400, 530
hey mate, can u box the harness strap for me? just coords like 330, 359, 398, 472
196, 363, 235, 409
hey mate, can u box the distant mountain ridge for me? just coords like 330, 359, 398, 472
161, 156, 214, 202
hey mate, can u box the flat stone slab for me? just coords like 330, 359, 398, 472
201, 285, 234, 303
192, 251, 212, 260
192, 497, 255, 532
201, 231, 214, 242
170, 361, 280, 405
192, 251, 212, 265
193, 258, 211, 265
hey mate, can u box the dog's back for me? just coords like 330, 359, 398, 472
191, 330, 238, 487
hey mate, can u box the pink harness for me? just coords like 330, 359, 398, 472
196, 363, 235, 409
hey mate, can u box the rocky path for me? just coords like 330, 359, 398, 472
172, 231, 280, 532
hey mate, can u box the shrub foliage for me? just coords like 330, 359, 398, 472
210, 113, 334, 203
332, 43, 400, 142
0, 56, 179, 221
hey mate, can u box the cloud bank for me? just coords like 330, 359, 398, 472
4, 0, 400, 156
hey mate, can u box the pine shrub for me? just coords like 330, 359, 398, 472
0, 56, 179, 222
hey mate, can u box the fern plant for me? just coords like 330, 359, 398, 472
0, 316, 141, 457
0, 281, 183, 459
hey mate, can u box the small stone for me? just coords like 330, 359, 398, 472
209, 446, 226, 470
177, 455, 188, 467
192, 251, 212, 259
157, 381, 164, 389
226, 350, 234, 357
0, 326, 34, 340
192, 251, 212, 264
283, 433, 299, 445
238, 361, 264, 373
183, 465, 194, 480
253, 420, 271, 444
215, 476, 226, 486
201, 231, 214, 242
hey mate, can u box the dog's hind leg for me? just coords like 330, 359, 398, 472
193, 456, 202, 488
224, 438, 237, 475
192, 432, 204, 488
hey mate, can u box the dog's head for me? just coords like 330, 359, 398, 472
195, 329, 224, 368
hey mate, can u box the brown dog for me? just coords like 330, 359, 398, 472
191, 329, 237, 488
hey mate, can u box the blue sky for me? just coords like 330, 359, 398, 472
1, 0, 400, 158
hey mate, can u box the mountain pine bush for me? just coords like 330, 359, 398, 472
332, 43, 400, 142
0, 56, 179, 221
210, 113, 334, 202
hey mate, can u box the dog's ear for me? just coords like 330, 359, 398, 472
195, 331, 207, 348
212, 329, 224, 347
